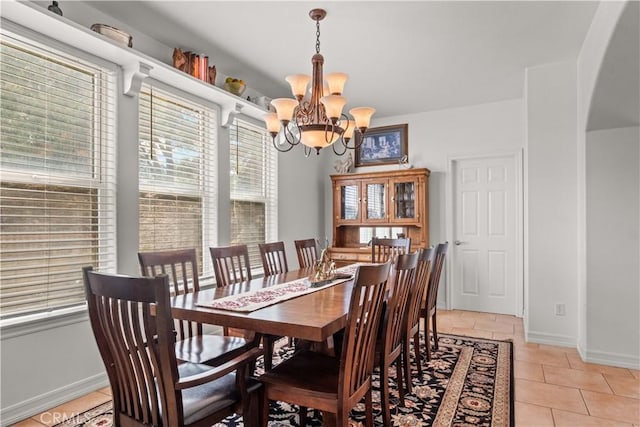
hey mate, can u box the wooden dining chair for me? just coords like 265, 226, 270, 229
82, 267, 263, 427
258, 262, 391, 427
294, 238, 318, 269
258, 241, 289, 276
209, 244, 254, 342
404, 246, 435, 382
421, 242, 449, 360
374, 251, 419, 426
257, 241, 293, 366
138, 249, 258, 367
209, 244, 279, 371
210, 244, 253, 288
371, 237, 411, 263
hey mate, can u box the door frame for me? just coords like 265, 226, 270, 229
445, 149, 524, 317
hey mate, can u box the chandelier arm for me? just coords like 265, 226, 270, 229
341, 129, 366, 151
282, 121, 301, 147
333, 138, 348, 156
340, 113, 351, 134
271, 135, 296, 152
324, 122, 338, 145
304, 145, 313, 157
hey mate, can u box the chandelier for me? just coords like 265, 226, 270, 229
263, 8, 375, 156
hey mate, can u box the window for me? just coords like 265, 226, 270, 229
229, 118, 277, 270
0, 34, 116, 318
138, 84, 217, 276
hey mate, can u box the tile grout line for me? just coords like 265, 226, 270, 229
550, 406, 558, 427
577, 388, 592, 417
599, 371, 616, 396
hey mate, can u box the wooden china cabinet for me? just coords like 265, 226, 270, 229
328, 168, 430, 266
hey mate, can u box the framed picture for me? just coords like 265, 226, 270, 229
355, 124, 408, 167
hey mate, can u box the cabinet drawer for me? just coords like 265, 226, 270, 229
356, 253, 372, 262
330, 252, 372, 262
332, 252, 358, 261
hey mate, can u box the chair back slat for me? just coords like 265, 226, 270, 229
259, 241, 289, 276
210, 244, 253, 286
339, 262, 391, 400
371, 237, 411, 263
294, 238, 318, 268
425, 242, 449, 314
138, 248, 202, 339
83, 267, 173, 426
382, 252, 419, 354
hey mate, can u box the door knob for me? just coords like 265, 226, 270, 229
454, 240, 467, 246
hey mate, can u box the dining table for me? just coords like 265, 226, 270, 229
170, 267, 357, 344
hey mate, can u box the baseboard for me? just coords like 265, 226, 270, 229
526, 330, 577, 348
0, 372, 109, 427
581, 348, 640, 370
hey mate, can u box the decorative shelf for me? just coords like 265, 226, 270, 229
0, 0, 267, 126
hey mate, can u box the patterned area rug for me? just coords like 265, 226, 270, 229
53, 333, 513, 427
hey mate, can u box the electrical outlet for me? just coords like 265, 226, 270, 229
555, 303, 566, 316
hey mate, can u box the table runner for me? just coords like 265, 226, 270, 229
197, 264, 361, 312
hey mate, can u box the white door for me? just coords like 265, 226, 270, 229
451, 155, 520, 315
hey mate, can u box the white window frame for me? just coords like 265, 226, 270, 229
0, 25, 117, 326
138, 80, 219, 280
229, 116, 278, 274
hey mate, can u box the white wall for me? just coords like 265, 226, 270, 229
277, 151, 327, 268
576, 0, 634, 363
0, 313, 106, 424
323, 99, 525, 306
585, 126, 640, 367
524, 60, 579, 347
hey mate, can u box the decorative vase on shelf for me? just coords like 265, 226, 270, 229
48, 1, 63, 16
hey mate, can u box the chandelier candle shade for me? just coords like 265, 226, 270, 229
264, 8, 375, 156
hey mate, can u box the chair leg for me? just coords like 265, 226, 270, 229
403, 339, 413, 394
381, 362, 391, 427
263, 336, 273, 371
299, 405, 308, 426
413, 331, 423, 376
365, 389, 374, 427
396, 356, 405, 405
243, 383, 262, 427
432, 313, 439, 350
261, 393, 270, 427
323, 412, 337, 427
425, 319, 432, 362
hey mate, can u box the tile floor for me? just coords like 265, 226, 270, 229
11, 309, 640, 426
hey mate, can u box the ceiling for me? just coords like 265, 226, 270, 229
87, 1, 601, 118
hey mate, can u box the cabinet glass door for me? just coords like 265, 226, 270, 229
392, 180, 416, 220
340, 184, 359, 221
365, 181, 387, 221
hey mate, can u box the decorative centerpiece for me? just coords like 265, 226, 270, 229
310, 247, 336, 285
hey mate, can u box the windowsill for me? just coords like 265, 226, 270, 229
0, 305, 89, 340
0, 270, 267, 339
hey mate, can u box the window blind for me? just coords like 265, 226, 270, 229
0, 34, 116, 318
229, 118, 277, 270
138, 84, 217, 276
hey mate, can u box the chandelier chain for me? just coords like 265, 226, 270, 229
315, 19, 321, 54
